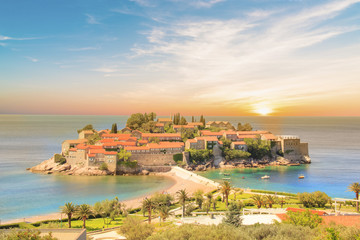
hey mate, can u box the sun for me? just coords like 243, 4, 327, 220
254, 106, 272, 116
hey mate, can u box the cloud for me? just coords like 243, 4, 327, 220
190, 0, 225, 8
92, 67, 117, 73
125, 0, 360, 113
0, 34, 40, 41
25, 57, 39, 62
85, 14, 100, 24
67, 47, 99, 51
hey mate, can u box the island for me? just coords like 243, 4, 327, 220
29, 113, 311, 176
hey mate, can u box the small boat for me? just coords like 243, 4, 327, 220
223, 173, 230, 176
261, 175, 270, 179
298, 174, 305, 179
222, 178, 231, 180
242, 176, 245, 179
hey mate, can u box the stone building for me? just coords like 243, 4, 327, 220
278, 135, 309, 162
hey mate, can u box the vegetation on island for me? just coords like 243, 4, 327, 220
237, 122, 253, 131
111, 123, 118, 133
186, 149, 213, 164
244, 138, 272, 159
126, 112, 158, 132
54, 154, 66, 165
77, 124, 94, 134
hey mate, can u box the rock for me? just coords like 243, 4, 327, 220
195, 165, 206, 171
142, 170, 150, 175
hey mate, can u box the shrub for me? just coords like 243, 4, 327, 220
283, 209, 323, 229
298, 191, 330, 208
0, 229, 58, 240
119, 217, 154, 240
54, 154, 66, 165
99, 163, 108, 171
119, 160, 138, 169
186, 149, 213, 164
173, 153, 183, 163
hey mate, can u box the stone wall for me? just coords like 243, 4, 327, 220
128, 153, 176, 166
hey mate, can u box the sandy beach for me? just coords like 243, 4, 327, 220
1, 168, 217, 225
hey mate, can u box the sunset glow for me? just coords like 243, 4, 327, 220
1, 0, 360, 116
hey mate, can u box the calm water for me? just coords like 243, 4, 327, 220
0, 115, 360, 221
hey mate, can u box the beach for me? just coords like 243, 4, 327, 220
1, 169, 217, 225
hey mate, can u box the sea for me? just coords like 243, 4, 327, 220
0, 115, 359, 221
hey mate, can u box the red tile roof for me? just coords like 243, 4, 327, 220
125, 146, 150, 151
88, 153, 95, 157
138, 140, 148, 144
76, 144, 89, 150
102, 133, 131, 139
237, 131, 269, 135
148, 142, 184, 149
142, 133, 181, 138
100, 139, 115, 143
173, 125, 195, 129
196, 136, 219, 141
187, 139, 197, 143
237, 135, 258, 139
261, 133, 277, 140
104, 151, 117, 155
69, 148, 77, 151
117, 142, 136, 146
187, 122, 204, 126
232, 141, 246, 145
155, 123, 164, 127
89, 149, 106, 154
63, 139, 88, 144
157, 118, 172, 122
200, 131, 225, 136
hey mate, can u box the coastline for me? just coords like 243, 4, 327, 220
1, 169, 217, 225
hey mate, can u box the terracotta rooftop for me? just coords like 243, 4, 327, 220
196, 136, 219, 141
102, 133, 132, 139
148, 142, 184, 149
173, 125, 195, 129
104, 151, 117, 155
155, 123, 165, 127
237, 131, 269, 135
142, 133, 181, 138
232, 141, 247, 145
261, 133, 277, 140
125, 146, 150, 151
187, 122, 204, 126
187, 139, 197, 143
100, 139, 115, 143
63, 139, 88, 144
157, 118, 173, 122
69, 148, 77, 152
237, 135, 259, 139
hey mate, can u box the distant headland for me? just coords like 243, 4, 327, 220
29, 113, 311, 176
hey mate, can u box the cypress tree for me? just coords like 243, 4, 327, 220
111, 123, 118, 133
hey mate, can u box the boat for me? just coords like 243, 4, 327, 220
242, 176, 245, 179
223, 173, 230, 176
298, 174, 305, 179
222, 178, 231, 180
261, 175, 270, 179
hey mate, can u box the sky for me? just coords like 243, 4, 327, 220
0, 0, 360, 116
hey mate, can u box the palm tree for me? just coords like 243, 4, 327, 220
251, 195, 263, 209
158, 205, 172, 224
60, 202, 77, 228
278, 197, 287, 208
221, 181, 231, 207
142, 198, 156, 224
76, 204, 92, 228
265, 195, 277, 208
348, 182, 360, 212
194, 190, 204, 209
176, 189, 189, 218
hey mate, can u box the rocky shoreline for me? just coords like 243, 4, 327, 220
29, 154, 311, 176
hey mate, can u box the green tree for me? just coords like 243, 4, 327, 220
192, 116, 195, 122
77, 124, 94, 133
0, 229, 58, 240
348, 182, 360, 212
76, 204, 92, 228
251, 195, 264, 209
149, 137, 160, 143
237, 123, 253, 131
194, 190, 204, 209
119, 216, 154, 240
223, 202, 242, 227
180, 116, 187, 125
111, 123, 118, 133
117, 149, 132, 162
152, 192, 173, 207
99, 162, 108, 171
223, 149, 251, 161
177, 189, 189, 218
142, 198, 156, 224
186, 149, 213, 164
283, 209, 323, 229
244, 138, 271, 159
221, 181, 231, 207
199, 115, 206, 126
60, 202, 77, 228
278, 197, 287, 208
126, 113, 146, 130
148, 112, 157, 121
